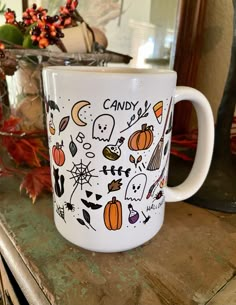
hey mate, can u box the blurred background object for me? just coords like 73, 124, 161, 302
27, 0, 179, 69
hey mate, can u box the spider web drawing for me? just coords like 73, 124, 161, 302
67, 160, 98, 203
56, 204, 66, 223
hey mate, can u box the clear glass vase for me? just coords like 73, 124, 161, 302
6, 58, 45, 132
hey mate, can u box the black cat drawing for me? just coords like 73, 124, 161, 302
53, 167, 65, 197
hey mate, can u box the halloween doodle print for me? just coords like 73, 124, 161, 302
158, 199, 165, 209
86, 190, 93, 198
138, 163, 146, 172
164, 141, 169, 156
83, 143, 95, 159
153, 190, 164, 202
85, 191, 102, 201
49, 113, 55, 135
147, 138, 163, 171
146, 157, 169, 199
56, 204, 66, 222
103, 137, 125, 161
146, 204, 158, 212
129, 155, 142, 168
92, 114, 115, 141
69, 135, 78, 157
67, 161, 98, 204
77, 209, 96, 231
160, 177, 167, 188
103, 98, 139, 111
96, 194, 102, 201
59, 116, 70, 134
81, 198, 102, 210
53, 167, 65, 197
107, 179, 122, 193
120, 100, 151, 133
83, 143, 92, 150
86, 152, 95, 159
65, 202, 75, 212
52, 141, 65, 166
71, 100, 91, 126
47, 86, 175, 238
147, 99, 172, 171
165, 112, 173, 134
104, 197, 122, 231
45, 98, 60, 113
153, 101, 163, 124
125, 173, 147, 201
76, 132, 85, 143
74, 133, 96, 158
128, 204, 139, 224
142, 211, 151, 224
100, 165, 131, 177
128, 124, 154, 151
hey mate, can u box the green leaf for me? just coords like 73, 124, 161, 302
0, 24, 24, 45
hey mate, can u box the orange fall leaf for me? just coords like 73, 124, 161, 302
20, 166, 52, 203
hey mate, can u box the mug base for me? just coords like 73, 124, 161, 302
53, 215, 164, 253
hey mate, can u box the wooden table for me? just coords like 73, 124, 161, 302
0, 176, 236, 305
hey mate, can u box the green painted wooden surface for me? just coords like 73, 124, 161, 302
0, 176, 236, 305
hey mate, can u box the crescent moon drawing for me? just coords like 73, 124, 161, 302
71, 100, 91, 126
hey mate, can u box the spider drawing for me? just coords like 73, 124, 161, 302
65, 202, 75, 212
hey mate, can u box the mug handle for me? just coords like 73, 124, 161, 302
165, 86, 215, 202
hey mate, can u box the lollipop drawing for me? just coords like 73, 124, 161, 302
153, 101, 163, 124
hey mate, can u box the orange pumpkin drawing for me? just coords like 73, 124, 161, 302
128, 124, 154, 151
52, 142, 65, 166
104, 196, 122, 230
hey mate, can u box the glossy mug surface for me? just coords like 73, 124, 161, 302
42, 67, 214, 252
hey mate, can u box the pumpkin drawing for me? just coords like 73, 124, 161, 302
52, 142, 65, 166
128, 124, 154, 151
104, 197, 122, 230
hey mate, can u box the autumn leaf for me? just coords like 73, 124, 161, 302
2, 137, 49, 167
59, 116, 70, 134
129, 154, 135, 163
0, 116, 49, 167
20, 166, 52, 203
0, 115, 20, 132
108, 179, 122, 193
137, 155, 142, 163
69, 135, 77, 157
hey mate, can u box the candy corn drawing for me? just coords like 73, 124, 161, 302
153, 101, 163, 124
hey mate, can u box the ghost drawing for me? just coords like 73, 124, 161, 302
125, 173, 147, 201
92, 114, 115, 142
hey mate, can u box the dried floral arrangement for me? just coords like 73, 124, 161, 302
0, 1, 80, 203
0, 1, 132, 203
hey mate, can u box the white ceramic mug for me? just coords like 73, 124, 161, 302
42, 67, 214, 253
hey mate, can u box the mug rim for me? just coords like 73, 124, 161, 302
43, 65, 177, 75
